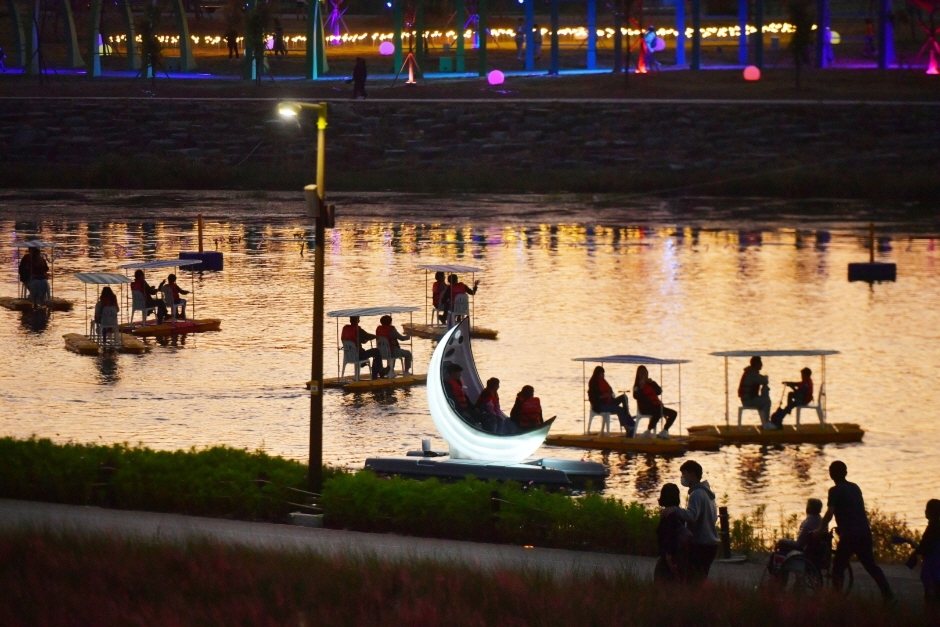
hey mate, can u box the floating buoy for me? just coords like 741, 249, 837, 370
487, 69, 505, 86
379, 41, 394, 56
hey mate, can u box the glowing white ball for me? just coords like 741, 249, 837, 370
487, 70, 505, 85
743, 65, 761, 81
379, 41, 395, 56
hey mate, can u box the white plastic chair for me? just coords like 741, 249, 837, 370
587, 409, 611, 436
341, 340, 370, 381
377, 336, 405, 379
96, 306, 120, 347
130, 290, 157, 325
737, 406, 763, 426
448, 293, 470, 327
795, 383, 826, 425
161, 284, 186, 322
635, 413, 657, 437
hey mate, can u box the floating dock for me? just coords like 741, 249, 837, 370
544, 433, 717, 455
119, 318, 221, 337
686, 423, 864, 444
314, 374, 428, 391
364, 456, 608, 487
404, 323, 498, 341
0, 296, 73, 312
63, 333, 151, 355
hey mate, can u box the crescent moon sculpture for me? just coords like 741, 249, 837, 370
427, 318, 554, 461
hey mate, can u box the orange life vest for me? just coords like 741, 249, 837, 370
597, 378, 613, 404
341, 324, 359, 343
432, 281, 446, 307
445, 377, 469, 409
476, 388, 500, 414
518, 397, 543, 428
375, 324, 398, 351
450, 282, 468, 305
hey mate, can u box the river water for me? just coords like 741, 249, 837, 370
1, 191, 937, 528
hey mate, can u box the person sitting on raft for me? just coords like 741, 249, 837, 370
510, 385, 544, 429
739, 356, 772, 428
476, 377, 517, 434
341, 316, 382, 378
633, 365, 678, 439
447, 273, 479, 326
18, 244, 50, 304
131, 270, 168, 324
376, 314, 412, 376
432, 271, 449, 326
93, 286, 119, 339
444, 363, 493, 430
588, 365, 634, 435
164, 274, 189, 320
768, 367, 814, 429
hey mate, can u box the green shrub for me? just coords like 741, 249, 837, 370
321, 470, 659, 555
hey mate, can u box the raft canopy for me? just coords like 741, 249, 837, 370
74, 273, 133, 285
709, 350, 840, 357
327, 306, 420, 318
13, 241, 59, 248
573, 355, 692, 365
417, 264, 484, 273
117, 259, 203, 270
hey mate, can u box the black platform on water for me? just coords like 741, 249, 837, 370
365, 456, 608, 487
848, 262, 896, 282
180, 251, 224, 271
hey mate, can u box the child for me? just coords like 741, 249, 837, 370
163, 273, 189, 320
769, 367, 814, 428
654, 483, 691, 583
907, 499, 940, 609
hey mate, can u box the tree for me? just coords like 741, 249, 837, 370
786, 0, 814, 89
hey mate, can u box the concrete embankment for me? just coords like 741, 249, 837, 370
1, 98, 938, 198
0, 498, 924, 601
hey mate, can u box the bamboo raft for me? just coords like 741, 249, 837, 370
119, 318, 221, 337
0, 296, 73, 312
64, 333, 151, 355
313, 374, 428, 391
686, 423, 864, 444
404, 323, 498, 341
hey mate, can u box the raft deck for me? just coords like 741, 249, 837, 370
687, 423, 864, 444
544, 433, 704, 455
404, 323, 498, 341
313, 374, 428, 391
0, 296, 73, 312
119, 318, 221, 337
64, 333, 151, 355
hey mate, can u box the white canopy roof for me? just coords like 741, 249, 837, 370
573, 355, 691, 365
327, 306, 420, 318
710, 350, 840, 357
74, 272, 133, 285
13, 241, 58, 248
418, 264, 484, 273
117, 259, 203, 270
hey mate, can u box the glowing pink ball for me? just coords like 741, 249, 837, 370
487, 70, 505, 86
379, 41, 395, 56
743, 65, 761, 81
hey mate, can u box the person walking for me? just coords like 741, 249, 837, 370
352, 57, 367, 99
226, 27, 240, 59
532, 24, 543, 61
815, 461, 895, 602
514, 18, 525, 65
668, 460, 719, 582
907, 499, 940, 611
273, 19, 287, 56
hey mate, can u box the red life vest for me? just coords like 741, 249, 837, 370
341, 324, 359, 343
445, 377, 469, 409
597, 378, 613, 404
375, 324, 398, 351
432, 281, 445, 307
476, 388, 500, 414
518, 397, 543, 428
131, 279, 145, 294
450, 282, 468, 306
640, 381, 662, 408
799, 380, 814, 404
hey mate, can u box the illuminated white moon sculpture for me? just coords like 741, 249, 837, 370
427, 318, 554, 461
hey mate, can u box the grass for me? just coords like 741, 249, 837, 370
0, 529, 931, 627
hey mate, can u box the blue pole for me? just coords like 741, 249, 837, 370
877, 0, 894, 68
550, 0, 559, 74
587, 0, 597, 69
691, 0, 701, 69
675, 0, 686, 66
525, 0, 534, 70
815, 0, 830, 67
738, 0, 747, 65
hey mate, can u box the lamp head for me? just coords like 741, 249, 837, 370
278, 102, 302, 118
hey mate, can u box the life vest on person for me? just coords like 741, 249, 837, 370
375, 324, 398, 351
131, 279, 145, 295
445, 377, 469, 409
449, 282, 468, 305
738, 367, 761, 400
476, 388, 500, 414
432, 281, 445, 308
798, 380, 814, 404
99, 293, 118, 308
341, 324, 359, 343
518, 397, 542, 428
597, 378, 613, 404
639, 381, 662, 408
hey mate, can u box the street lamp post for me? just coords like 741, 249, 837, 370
278, 100, 331, 493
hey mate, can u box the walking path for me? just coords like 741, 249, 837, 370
0, 499, 923, 601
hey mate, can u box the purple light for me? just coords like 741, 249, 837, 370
487, 70, 504, 85
379, 41, 395, 56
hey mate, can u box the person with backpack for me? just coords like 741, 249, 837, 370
667, 460, 719, 582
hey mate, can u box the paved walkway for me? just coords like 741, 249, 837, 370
0, 499, 922, 601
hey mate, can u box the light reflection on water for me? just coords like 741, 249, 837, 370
1, 192, 939, 529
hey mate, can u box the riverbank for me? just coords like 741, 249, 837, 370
2, 92, 938, 199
